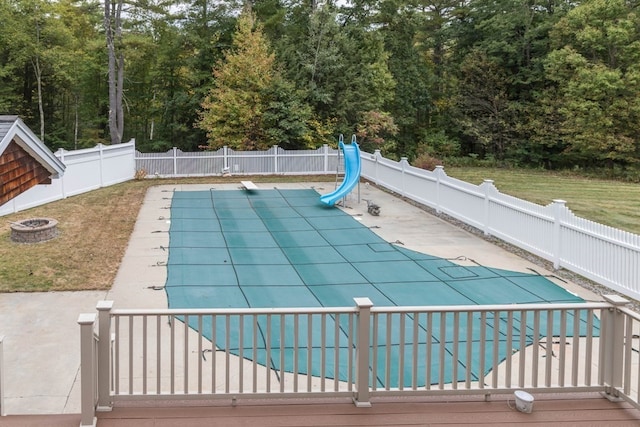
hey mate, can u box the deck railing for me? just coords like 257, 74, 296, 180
78, 295, 640, 424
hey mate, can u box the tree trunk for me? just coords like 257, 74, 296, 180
105, 0, 124, 144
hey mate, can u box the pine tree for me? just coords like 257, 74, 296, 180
198, 8, 276, 150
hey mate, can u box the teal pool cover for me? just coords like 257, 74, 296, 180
165, 188, 596, 387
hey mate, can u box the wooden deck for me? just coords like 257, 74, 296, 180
4, 393, 640, 426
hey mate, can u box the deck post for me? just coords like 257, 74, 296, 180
601, 295, 628, 400
353, 297, 373, 408
78, 313, 97, 427
96, 301, 114, 411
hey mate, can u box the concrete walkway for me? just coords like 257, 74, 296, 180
0, 181, 600, 416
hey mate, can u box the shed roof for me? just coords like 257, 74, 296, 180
0, 115, 65, 178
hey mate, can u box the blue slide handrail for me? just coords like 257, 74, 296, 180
320, 136, 361, 206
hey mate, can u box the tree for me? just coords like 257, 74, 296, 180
104, 0, 124, 144
198, 8, 279, 150
543, 0, 640, 168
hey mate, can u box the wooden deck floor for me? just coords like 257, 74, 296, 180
4, 393, 640, 427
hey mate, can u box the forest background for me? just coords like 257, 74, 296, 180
1, 0, 639, 179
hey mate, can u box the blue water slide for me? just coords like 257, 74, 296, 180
320, 136, 362, 206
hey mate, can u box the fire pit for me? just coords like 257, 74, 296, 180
10, 218, 59, 243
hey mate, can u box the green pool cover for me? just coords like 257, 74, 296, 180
165, 188, 596, 387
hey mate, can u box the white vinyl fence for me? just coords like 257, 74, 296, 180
360, 151, 640, 301
0, 140, 136, 216
135, 144, 340, 177
2, 142, 638, 301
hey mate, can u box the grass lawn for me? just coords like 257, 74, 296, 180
445, 167, 640, 236
0, 170, 637, 292
0, 176, 329, 292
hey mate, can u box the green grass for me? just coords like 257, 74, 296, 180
444, 167, 640, 235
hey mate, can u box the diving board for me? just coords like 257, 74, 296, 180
240, 181, 259, 190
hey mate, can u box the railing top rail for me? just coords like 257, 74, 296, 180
370, 301, 612, 314
619, 306, 640, 320
108, 301, 615, 317
111, 306, 359, 316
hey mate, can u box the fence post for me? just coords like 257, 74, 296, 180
353, 297, 373, 408
552, 200, 566, 269
373, 150, 381, 186
0, 335, 4, 416
434, 165, 445, 214
273, 145, 279, 174
323, 144, 329, 173
96, 301, 114, 411
56, 148, 67, 199
400, 157, 408, 197
172, 147, 178, 176
601, 295, 628, 400
482, 179, 495, 236
78, 313, 97, 427
98, 144, 104, 188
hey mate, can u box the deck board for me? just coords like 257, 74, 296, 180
2, 393, 639, 426
94, 393, 640, 426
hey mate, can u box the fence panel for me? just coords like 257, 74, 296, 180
0, 141, 136, 216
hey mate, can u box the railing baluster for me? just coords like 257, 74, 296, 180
142, 315, 147, 395
334, 313, 340, 392
184, 314, 189, 394
532, 310, 540, 388
571, 309, 580, 387
321, 313, 326, 392
170, 314, 175, 394
197, 315, 203, 394
156, 315, 161, 394
585, 310, 593, 386
114, 315, 120, 395
452, 312, 459, 390
279, 314, 285, 393
465, 312, 473, 389
518, 310, 526, 388
307, 314, 313, 393
478, 312, 486, 390
505, 311, 513, 389
265, 314, 271, 393
211, 315, 216, 394
426, 312, 432, 390
347, 313, 354, 392
624, 313, 633, 396
398, 313, 406, 391
412, 313, 419, 390
491, 311, 499, 389
558, 310, 567, 387
385, 313, 392, 390
371, 313, 378, 391
224, 314, 230, 394
545, 310, 554, 387
252, 314, 258, 393
439, 312, 446, 390
128, 315, 134, 394
294, 314, 299, 392
239, 315, 244, 393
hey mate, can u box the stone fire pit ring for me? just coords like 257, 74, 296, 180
10, 218, 59, 243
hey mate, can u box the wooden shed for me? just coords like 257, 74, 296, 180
0, 115, 65, 206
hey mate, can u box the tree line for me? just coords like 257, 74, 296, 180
1, 0, 639, 173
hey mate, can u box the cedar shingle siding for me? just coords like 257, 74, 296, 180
0, 140, 52, 206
